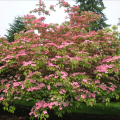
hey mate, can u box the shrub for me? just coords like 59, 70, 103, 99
0, 0, 120, 120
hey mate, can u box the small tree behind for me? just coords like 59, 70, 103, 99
4, 14, 29, 43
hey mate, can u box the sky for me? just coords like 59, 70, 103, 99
0, 0, 120, 40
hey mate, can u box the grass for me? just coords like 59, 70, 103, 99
2, 93, 120, 116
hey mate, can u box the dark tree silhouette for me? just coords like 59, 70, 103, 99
68, 0, 111, 32
4, 14, 29, 43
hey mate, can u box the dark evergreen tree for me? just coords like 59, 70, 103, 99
4, 14, 28, 43
68, 0, 111, 32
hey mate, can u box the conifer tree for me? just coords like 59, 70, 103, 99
69, 0, 111, 32
4, 14, 28, 43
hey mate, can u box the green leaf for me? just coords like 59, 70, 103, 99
105, 74, 108, 78
115, 70, 119, 76
116, 94, 119, 100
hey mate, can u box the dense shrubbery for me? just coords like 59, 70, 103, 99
0, 0, 120, 120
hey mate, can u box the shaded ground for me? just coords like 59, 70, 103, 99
0, 103, 120, 120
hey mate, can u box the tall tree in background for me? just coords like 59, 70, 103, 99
4, 14, 29, 43
68, 0, 111, 32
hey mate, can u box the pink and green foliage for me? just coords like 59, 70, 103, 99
0, 0, 120, 120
